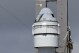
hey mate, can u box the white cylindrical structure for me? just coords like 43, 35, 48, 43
34, 35, 58, 47
32, 8, 60, 53
32, 21, 59, 35
38, 48, 55, 53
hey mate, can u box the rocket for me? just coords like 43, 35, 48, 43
32, 8, 60, 53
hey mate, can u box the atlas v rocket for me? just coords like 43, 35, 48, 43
32, 0, 73, 53
32, 8, 60, 53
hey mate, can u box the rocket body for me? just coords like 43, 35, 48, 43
32, 8, 60, 53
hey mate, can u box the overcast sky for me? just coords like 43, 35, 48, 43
0, 0, 78, 53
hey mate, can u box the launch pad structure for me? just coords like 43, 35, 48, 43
33, 0, 73, 53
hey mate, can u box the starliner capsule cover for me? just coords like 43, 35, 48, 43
32, 8, 60, 47
35, 8, 57, 22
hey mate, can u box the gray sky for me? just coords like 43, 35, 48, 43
0, 0, 78, 53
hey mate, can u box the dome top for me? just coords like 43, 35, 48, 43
39, 14, 56, 21
39, 8, 53, 14
35, 8, 56, 22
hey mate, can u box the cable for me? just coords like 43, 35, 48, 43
0, 4, 27, 27
46, 0, 48, 7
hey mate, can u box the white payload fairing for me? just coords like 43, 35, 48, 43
32, 8, 60, 53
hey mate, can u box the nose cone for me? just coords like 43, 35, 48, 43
35, 8, 56, 22
40, 14, 56, 21
39, 8, 53, 14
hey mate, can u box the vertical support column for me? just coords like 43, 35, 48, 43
57, 0, 68, 53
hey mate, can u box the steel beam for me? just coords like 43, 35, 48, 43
56, 0, 68, 53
